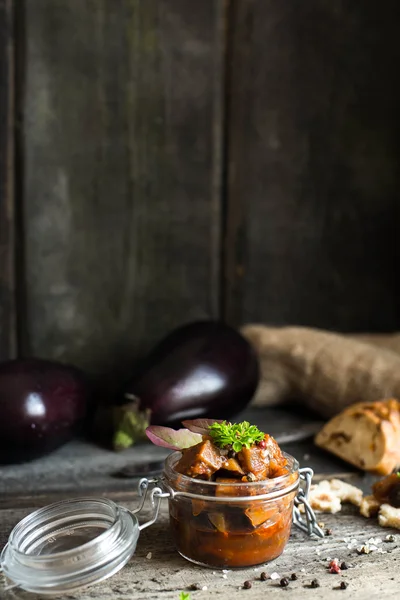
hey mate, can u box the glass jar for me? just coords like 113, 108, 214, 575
163, 451, 300, 568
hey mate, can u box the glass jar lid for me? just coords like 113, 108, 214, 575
1, 497, 138, 595
0, 480, 164, 596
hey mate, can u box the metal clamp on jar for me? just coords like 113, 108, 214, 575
0, 454, 322, 595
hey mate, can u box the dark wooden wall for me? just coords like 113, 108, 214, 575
20, 0, 225, 382
225, 0, 400, 331
1, 0, 399, 380
0, 0, 16, 360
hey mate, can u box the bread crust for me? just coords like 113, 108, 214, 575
315, 399, 400, 475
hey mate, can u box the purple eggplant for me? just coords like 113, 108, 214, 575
0, 358, 90, 464
113, 321, 259, 450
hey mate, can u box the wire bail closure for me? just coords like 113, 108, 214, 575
132, 477, 170, 531
293, 467, 324, 538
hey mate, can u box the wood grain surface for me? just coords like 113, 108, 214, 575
0, 495, 398, 599
0, 0, 16, 360
225, 0, 400, 333
0, 407, 397, 598
20, 0, 224, 383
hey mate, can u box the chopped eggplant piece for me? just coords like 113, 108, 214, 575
192, 500, 207, 516
209, 507, 256, 534
175, 439, 224, 478
245, 504, 277, 528
237, 446, 270, 480
219, 457, 245, 477
208, 512, 228, 533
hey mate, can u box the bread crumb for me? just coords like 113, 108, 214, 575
360, 495, 381, 518
329, 479, 363, 507
302, 479, 362, 514
378, 503, 400, 530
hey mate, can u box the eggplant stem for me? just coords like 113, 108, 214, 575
113, 402, 151, 451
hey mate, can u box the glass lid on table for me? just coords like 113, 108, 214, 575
0, 419, 323, 595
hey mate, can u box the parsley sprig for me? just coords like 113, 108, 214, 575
179, 593, 191, 600
208, 420, 264, 452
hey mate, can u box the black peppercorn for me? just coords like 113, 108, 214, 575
290, 573, 298, 580
260, 572, 269, 581
189, 584, 201, 591
280, 578, 289, 587
340, 581, 348, 590
243, 580, 252, 589
311, 579, 320, 588
326, 528, 333, 536
340, 562, 348, 570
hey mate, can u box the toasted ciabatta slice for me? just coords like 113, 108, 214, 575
315, 399, 400, 475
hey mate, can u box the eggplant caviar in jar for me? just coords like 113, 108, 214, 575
163, 452, 299, 568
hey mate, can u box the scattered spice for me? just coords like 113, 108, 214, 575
260, 572, 269, 581
311, 579, 320, 588
340, 581, 348, 590
243, 580, 252, 589
280, 578, 290, 587
340, 562, 348, 570
290, 573, 298, 581
326, 528, 333, 536
329, 559, 341, 574
188, 584, 200, 591
357, 545, 371, 555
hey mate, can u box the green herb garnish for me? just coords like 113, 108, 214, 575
179, 593, 191, 600
208, 420, 264, 452
397, 472, 400, 478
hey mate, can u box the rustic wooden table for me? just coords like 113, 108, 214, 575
0, 408, 398, 599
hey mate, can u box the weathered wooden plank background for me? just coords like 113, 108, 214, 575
225, 0, 400, 331
0, 0, 400, 379
0, 0, 16, 360
21, 0, 224, 383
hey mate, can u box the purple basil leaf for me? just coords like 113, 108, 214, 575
181, 418, 224, 435
145, 426, 202, 450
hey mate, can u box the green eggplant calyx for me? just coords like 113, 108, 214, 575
113, 398, 151, 451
